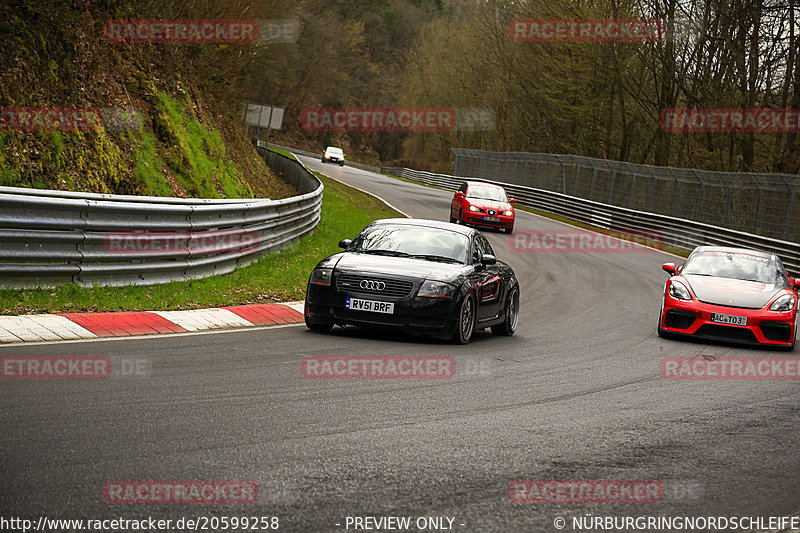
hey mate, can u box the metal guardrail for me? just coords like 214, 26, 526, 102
380, 166, 800, 276
452, 148, 799, 242
0, 148, 323, 288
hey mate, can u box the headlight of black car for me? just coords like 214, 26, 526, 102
417, 280, 455, 299
310, 268, 333, 286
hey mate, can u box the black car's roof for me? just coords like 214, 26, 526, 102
691, 246, 776, 261
370, 218, 475, 236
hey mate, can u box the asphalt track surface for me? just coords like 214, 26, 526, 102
1, 155, 798, 532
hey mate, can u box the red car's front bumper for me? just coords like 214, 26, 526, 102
462, 211, 514, 230
661, 294, 796, 347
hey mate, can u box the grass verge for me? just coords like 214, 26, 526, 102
0, 174, 401, 315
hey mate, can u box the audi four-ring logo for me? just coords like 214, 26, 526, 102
360, 280, 386, 291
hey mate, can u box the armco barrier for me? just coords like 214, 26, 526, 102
452, 148, 798, 241
380, 167, 800, 276
0, 148, 323, 288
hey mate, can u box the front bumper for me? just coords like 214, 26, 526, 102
462, 211, 514, 230
304, 282, 460, 339
661, 295, 796, 347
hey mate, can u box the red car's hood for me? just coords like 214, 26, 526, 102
467, 198, 512, 212
682, 274, 783, 309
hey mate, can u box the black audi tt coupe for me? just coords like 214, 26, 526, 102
303, 218, 520, 344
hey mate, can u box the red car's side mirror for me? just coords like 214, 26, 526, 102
509, 198, 516, 203
455, 192, 465, 199
794, 278, 800, 291
662, 263, 677, 275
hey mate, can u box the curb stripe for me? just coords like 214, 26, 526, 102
1, 302, 305, 344
152, 308, 254, 332
60, 311, 186, 337
223, 304, 302, 326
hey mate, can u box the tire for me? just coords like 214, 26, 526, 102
491, 286, 519, 336
504, 226, 514, 234
451, 292, 476, 344
657, 309, 668, 338
339, 162, 344, 166
305, 317, 333, 332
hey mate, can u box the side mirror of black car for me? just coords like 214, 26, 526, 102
338, 239, 352, 250
662, 263, 677, 275
481, 254, 497, 266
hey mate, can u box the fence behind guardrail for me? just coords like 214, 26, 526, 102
452, 148, 798, 242
380, 166, 800, 276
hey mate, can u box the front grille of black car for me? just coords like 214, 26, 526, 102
665, 309, 696, 330
696, 324, 758, 343
760, 322, 792, 343
335, 274, 414, 298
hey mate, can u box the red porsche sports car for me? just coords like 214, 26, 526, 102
450, 181, 515, 234
658, 246, 800, 350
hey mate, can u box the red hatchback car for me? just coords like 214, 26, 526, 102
658, 246, 800, 350
450, 181, 516, 234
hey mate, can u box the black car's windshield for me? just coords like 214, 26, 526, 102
682, 251, 788, 285
351, 225, 469, 264
466, 185, 507, 202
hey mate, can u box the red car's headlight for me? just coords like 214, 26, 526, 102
770, 294, 796, 312
668, 280, 692, 301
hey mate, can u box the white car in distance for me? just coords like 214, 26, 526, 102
322, 146, 345, 166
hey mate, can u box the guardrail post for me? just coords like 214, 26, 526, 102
670, 179, 681, 217
751, 174, 762, 234
607, 169, 617, 205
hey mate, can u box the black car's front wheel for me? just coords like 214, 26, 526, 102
491, 286, 519, 336
452, 292, 476, 344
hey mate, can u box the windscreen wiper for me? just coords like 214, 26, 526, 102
358, 249, 410, 257
410, 254, 461, 263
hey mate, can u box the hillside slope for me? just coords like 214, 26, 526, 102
0, 0, 294, 199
